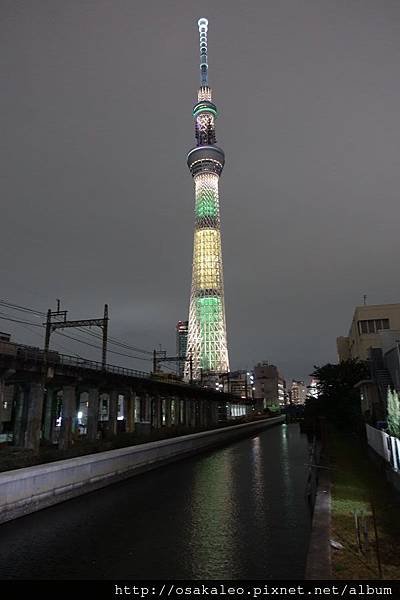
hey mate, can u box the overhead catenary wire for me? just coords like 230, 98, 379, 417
0, 299, 44, 317
0, 310, 152, 362
0, 312, 43, 328
158, 362, 179, 375
53, 331, 152, 362
0, 298, 154, 356
0, 312, 83, 356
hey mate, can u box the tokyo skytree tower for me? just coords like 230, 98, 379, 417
184, 18, 229, 381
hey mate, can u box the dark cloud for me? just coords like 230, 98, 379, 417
1, 0, 400, 382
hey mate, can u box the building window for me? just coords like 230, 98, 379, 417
358, 318, 390, 335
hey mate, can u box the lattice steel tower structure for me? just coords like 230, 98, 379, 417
184, 18, 229, 381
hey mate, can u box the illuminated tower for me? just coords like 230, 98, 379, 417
184, 18, 229, 381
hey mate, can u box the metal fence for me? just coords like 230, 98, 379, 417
0, 341, 150, 380
57, 353, 150, 379
366, 424, 400, 471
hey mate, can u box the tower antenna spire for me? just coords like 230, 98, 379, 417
198, 18, 208, 86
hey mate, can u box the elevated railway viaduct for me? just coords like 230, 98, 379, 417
0, 342, 246, 452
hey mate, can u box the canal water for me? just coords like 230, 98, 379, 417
0, 423, 312, 579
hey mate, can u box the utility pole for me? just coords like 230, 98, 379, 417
43, 303, 109, 369
102, 304, 108, 370
152, 350, 191, 382
44, 303, 67, 377
44, 309, 52, 356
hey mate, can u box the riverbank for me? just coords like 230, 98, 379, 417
0, 422, 310, 579
305, 455, 332, 579
0, 413, 272, 473
329, 431, 400, 579
0, 415, 284, 525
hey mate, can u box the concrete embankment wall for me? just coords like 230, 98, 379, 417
0, 416, 284, 524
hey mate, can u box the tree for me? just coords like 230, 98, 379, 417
387, 388, 400, 439
305, 359, 370, 429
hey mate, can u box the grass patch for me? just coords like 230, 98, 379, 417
328, 430, 400, 580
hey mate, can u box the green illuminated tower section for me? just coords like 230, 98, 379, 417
185, 18, 229, 381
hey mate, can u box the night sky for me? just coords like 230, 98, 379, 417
1, 1, 400, 382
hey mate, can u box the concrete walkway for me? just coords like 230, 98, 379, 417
305, 467, 332, 579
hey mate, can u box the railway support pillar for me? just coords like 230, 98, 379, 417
165, 398, 172, 428
199, 400, 206, 428
211, 401, 219, 426
152, 396, 162, 429
0, 379, 5, 434
25, 382, 45, 452
43, 388, 57, 443
13, 385, 27, 446
108, 390, 118, 436
87, 388, 99, 441
184, 398, 192, 428
190, 399, 197, 428
59, 386, 76, 450
142, 393, 151, 423
179, 398, 184, 425
124, 390, 135, 433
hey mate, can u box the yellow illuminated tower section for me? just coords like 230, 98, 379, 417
185, 18, 229, 381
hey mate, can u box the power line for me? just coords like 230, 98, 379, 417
61, 325, 154, 355
0, 298, 154, 356
0, 299, 44, 317
0, 310, 150, 361
160, 362, 179, 375
0, 312, 44, 328
53, 330, 152, 362
0, 311, 82, 356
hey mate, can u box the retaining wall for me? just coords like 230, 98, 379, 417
0, 416, 284, 524
305, 468, 332, 580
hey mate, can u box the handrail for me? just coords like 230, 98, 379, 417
0, 342, 150, 379
57, 353, 150, 378
0, 343, 252, 396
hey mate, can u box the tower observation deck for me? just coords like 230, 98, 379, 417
184, 18, 230, 381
